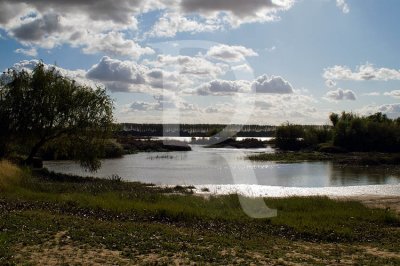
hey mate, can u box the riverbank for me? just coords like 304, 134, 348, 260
116, 136, 191, 153
206, 138, 267, 149
248, 151, 400, 165
1, 161, 399, 265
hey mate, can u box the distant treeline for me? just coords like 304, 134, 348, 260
119, 123, 276, 137
275, 112, 400, 152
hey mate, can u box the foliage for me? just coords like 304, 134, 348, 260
275, 124, 332, 151
330, 112, 400, 152
0, 62, 114, 171
275, 112, 400, 152
40, 138, 124, 160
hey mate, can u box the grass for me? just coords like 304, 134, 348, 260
248, 151, 400, 165
248, 152, 333, 163
1, 160, 400, 264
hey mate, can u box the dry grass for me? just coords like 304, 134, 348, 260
0, 160, 23, 191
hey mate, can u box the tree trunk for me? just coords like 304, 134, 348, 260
24, 138, 47, 166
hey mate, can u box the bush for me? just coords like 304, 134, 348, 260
275, 124, 332, 151
103, 140, 124, 158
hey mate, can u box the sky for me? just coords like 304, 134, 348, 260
0, 0, 400, 125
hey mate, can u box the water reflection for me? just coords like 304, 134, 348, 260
44, 146, 400, 188
329, 164, 400, 186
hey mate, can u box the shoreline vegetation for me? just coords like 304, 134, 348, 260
1, 160, 400, 264
248, 151, 400, 166
206, 138, 267, 149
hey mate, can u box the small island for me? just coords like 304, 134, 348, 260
249, 112, 400, 166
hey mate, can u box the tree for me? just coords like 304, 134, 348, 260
275, 123, 305, 151
330, 112, 400, 152
329, 113, 339, 127
0, 62, 114, 171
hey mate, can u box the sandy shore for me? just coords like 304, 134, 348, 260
190, 184, 400, 214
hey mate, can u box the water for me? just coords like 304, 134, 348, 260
44, 146, 400, 191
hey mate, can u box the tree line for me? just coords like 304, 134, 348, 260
275, 112, 400, 152
120, 123, 277, 137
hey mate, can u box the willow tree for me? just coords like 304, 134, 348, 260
0, 62, 114, 171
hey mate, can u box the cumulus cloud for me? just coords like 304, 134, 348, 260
129, 101, 163, 112
7, 60, 96, 88
10, 13, 62, 42
359, 103, 400, 119
14, 47, 38, 57
180, 0, 294, 27
195, 74, 294, 95
204, 103, 235, 114
87, 56, 147, 84
206, 44, 258, 62
325, 79, 336, 88
126, 93, 198, 113
336, 0, 350, 14
148, 12, 221, 38
324, 88, 357, 101
146, 54, 228, 80
0, 0, 145, 26
0, 0, 297, 52
323, 63, 400, 81
196, 79, 251, 95
252, 75, 294, 94
87, 56, 186, 93
384, 90, 400, 99
363, 92, 381, 96
233, 93, 323, 124
232, 64, 253, 73
81, 32, 154, 59
0, 1, 153, 58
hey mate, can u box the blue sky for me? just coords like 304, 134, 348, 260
1, 0, 399, 124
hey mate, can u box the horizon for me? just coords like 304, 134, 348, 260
1, 0, 400, 125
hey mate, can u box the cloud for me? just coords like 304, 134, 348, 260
146, 54, 228, 80
325, 79, 336, 88
10, 13, 62, 42
323, 63, 400, 81
232, 64, 253, 73
126, 93, 198, 112
363, 92, 381, 96
206, 44, 258, 62
0, 0, 145, 26
384, 90, 400, 99
0, 0, 297, 51
324, 88, 357, 101
336, 0, 350, 14
204, 103, 235, 114
87, 56, 147, 84
148, 12, 221, 38
255, 100, 273, 110
14, 47, 38, 57
7, 59, 96, 88
0, 1, 152, 58
252, 75, 294, 94
196, 79, 251, 95
195, 74, 295, 95
128, 101, 163, 112
180, 0, 294, 27
86, 56, 188, 93
359, 103, 400, 119
81, 32, 154, 59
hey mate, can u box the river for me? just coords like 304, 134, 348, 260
44, 145, 400, 197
